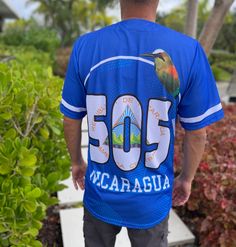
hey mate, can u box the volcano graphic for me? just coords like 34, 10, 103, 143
103, 105, 141, 148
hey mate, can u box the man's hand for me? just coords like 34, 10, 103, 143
72, 159, 87, 190
172, 174, 192, 206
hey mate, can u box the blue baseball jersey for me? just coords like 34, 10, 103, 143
60, 18, 224, 229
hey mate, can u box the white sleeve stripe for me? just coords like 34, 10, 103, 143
179, 103, 222, 123
61, 99, 86, 113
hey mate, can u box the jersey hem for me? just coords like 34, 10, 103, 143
60, 103, 87, 120
83, 200, 171, 229
180, 109, 224, 130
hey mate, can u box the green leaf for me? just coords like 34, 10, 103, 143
54, 183, 68, 191
9, 235, 20, 245
4, 129, 17, 139
39, 127, 49, 139
0, 112, 12, 120
47, 171, 60, 185
19, 147, 37, 167
0, 194, 6, 207
26, 188, 41, 198
50, 126, 61, 135
23, 228, 39, 237
20, 167, 36, 177
23, 200, 37, 212
19, 176, 31, 187
22, 137, 31, 148
0, 163, 12, 175
31, 219, 43, 229
13, 137, 22, 150
33, 174, 42, 187
1, 179, 12, 192
34, 116, 43, 124
29, 239, 42, 247
4, 207, 15, 218
46, 196, 59, 206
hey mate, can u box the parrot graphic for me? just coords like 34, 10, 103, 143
141, 49, 180, 98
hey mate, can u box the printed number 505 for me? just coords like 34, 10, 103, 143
86, 95, 171, 171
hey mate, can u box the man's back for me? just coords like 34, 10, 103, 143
60, 18, 223, 229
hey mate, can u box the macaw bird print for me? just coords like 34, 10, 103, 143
141, 49, 180, 98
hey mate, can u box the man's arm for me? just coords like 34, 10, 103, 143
63, 116, 87, 190
172, 127, 207, 206
63, 116, 83, 164
181, 127, 207, 182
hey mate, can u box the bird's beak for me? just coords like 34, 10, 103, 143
140, 53, 165, 62
140, 53, 155, 57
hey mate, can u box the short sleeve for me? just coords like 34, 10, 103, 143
177, 41, 224, 130
60, 38, 87, 120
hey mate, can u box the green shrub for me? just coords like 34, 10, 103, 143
209, 50, 236, 81
0, 45, 70, 246
212, 65, 231, 82
0, 45, 52, 67
216, 60, 236, 74
1, 19, 60, 54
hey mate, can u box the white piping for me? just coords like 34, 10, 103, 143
84, 56, 155, 86
179, 103, 222, 123
178, 93, 181, 102
61, 99, 87, 113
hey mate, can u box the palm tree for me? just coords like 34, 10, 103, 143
29, 0, 114, 46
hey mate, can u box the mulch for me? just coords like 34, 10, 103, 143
37, 194, 63, 247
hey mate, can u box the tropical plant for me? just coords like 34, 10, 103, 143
29, 0, 115, 46
0, 45, 70, 247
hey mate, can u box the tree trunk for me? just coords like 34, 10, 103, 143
0, 17, 4, 32
199, 0, 234, 56
185, 0, 199, 38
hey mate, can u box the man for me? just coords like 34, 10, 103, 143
60, 0, 224, 246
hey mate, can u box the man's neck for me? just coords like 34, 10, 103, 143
120, 2, 158, 23
121, 15, 156, 23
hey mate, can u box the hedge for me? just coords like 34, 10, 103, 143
0, 45, 70, 247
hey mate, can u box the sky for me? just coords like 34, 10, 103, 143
4, 0, 236, 20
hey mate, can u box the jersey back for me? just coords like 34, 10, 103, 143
60, 18, 224, 229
